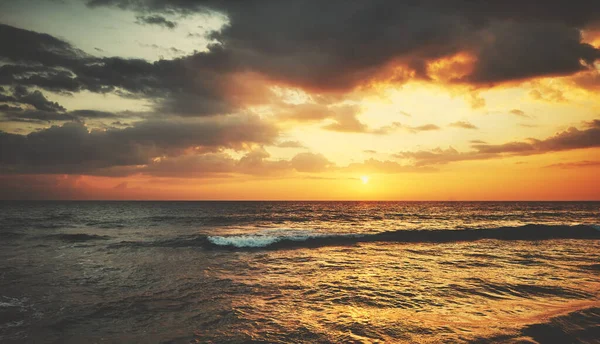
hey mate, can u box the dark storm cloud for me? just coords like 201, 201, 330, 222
0, 23, 86, 67
0, 104, 22, 112
397, 120, 600, 166
83, 0, 600, 90
3, 1, 600, 121
135, 15, 177, 29
0, 108, 124, 123
0, 115, 278, 174
0, 86, 127, 122
464, 21, 600, 84
11, 86, 66, 112
1, 109, 75, 122
68, 110, 120, 118
0, 23, 237, 116
87, 0, 600, 26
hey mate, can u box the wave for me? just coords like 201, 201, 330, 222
477, 307, 600, 343
111, 224, 600, 250
50, 233, 111, 242
207, 233, 358, 248
204, 224, 600, 249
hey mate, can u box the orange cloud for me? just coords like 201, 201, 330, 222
426, 52, 476, 82
582, 28, 600, 48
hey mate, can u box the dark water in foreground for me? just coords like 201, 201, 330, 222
0, 201, 599, 343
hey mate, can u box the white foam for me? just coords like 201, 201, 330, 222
207, 234, 313, 248
0, 320, 24, 330
0, 297, 26, 308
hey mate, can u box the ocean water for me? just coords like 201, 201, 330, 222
0, 201, 599, 343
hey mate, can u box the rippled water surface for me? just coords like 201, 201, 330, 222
1, 201, 599, 343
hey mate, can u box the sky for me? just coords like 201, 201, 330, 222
0, 0, 599, 200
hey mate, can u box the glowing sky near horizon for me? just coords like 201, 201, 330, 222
0, 0, 599, 200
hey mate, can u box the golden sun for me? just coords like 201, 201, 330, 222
360, 176, 370, 184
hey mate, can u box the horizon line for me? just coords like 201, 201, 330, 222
1, 199, 599, 202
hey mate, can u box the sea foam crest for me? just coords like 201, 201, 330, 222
207, 234, 315, 248
208, 228, 326, 248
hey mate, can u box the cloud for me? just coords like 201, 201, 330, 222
0, 86, 67, 116
137, 152, 237, 178
466, 92, 486, 109
396, 147, 492, 166
141, 153, 438, 177
397, 120, 600, 165
0, 174, 150, 200
519, 123, 539, 128
276, 100, 440, 135
85, 1, 600, 90
0, 114, 278, 174
509, 109, 529, 118
372, 122, 441, 135
343, 158, 436, 174
0, 174, 93, 200
12, 87, 66, 112
545, 160, 600, 169
275, 141, 305, 148
290, 152, 332, 173
0, 87, 127, 123
0, 23, 242, 117
528, 84, 567, 102
0, 23, 86, 68
322, 108, 369, 133
3, 1, 600, 126
135, 15, 177, 29
0, 87, 121, 123
569, 70, 600, 91
3, 1, 600, 194
0, 109, 124, 123
449, 121, 478, 129
403, 123, 441, 133
464, 21, 600, 84
90, 150, 330, 178
278, 103, 418, 135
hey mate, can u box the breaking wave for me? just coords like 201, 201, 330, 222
112, 224, 600, 250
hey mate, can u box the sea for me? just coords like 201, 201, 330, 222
0, 201, 599, 343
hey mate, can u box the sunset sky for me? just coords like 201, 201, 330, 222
0, 0, 599, 200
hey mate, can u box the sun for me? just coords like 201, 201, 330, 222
360, 176, 370, 184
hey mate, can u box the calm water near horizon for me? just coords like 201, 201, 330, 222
1, 201, 599, 343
